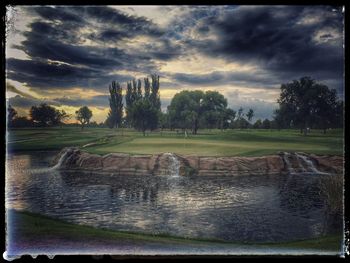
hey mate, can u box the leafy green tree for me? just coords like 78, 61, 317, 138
201, 91, 227, 130
333, 101, 343, 129
224, 108, 236, 129
246, 108, 254, 123
277, 76, 341, 135
159, 111, 169, 130
237, 107, 244, 120
108, 81, 123, 129
125, 81, 134, 127
150, 74, 161, 111
168, 90, 235, 133
7, 105, 17, 127
144, 77, 151, 99
130, 99, 158, 136
132, 79, 142, 101
11, 116, 33, 128
56, 110, 70, 128
253, 119, 262, 129
236, 107, 249, 129
262, 118, 271, 129
30, 103, 61, 127
168, 90, 204, 134
313, 85, 339, 133
75, 106, 92, 130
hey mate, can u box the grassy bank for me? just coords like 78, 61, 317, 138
6, 209, 343, 255
7, 127, 343, 156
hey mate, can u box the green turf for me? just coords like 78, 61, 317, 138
7, 127, 343, 156
7, 209, 343, 252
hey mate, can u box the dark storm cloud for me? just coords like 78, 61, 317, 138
6, 58, 132, 89
27, 6, 84, 24
8, 95, 60, 108
7, 6, 181, 92
98, 29, 129, 41
9, 94, 109, 109
17, 34, 121, 68
189, 6, 343, 88
27, 5, 164, 40
53, 95, 109, 107
169, 71, 281, 88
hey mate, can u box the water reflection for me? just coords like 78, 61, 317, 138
6, 152, 342, 243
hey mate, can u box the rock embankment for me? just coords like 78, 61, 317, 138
52, 147, 343, 176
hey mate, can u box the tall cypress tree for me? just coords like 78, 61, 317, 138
108, 81, 123, 129
150, 74, 161, 111
137, 79, 142, 100
144, 77, 151, 99
125, 81, 133, 127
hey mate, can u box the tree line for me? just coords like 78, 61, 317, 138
273, 77, 343, 134
7, 76, 343, 135
105, 74, 161, 135
7, 103, 94, 129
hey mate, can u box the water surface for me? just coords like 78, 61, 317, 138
6, 152, 342, 243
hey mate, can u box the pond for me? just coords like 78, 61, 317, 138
5, 151, 342, 243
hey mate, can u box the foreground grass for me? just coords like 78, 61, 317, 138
7, 127, 343, 156
7, 210, 343, 254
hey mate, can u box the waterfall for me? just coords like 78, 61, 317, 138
164, 153, 180, 177
282, 152, 294, 173
51, 149, 72, 170
295, 153, 326, 174
282, 152, 327, 174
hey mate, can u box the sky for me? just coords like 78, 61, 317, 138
5, 5, 344, 123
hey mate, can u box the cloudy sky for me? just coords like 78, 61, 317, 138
5, 5, 344, 123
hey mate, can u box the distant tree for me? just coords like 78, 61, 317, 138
131, 99, 158, 136
277, 76, 341, 135
273, 108, 289, 130
237, 107, 244, 120
333, 101, 343, 129
11, 116, 33, 128
168, 90, 204, 134
262, 119, 271, 129
132, 79, 142, 101
125, 81, 134, 127
253, 119, 262, 129
7, 105, 17, 127
108, 81, 123, 129
168, 90, 235, 133
236, 107, 247, 129
30, 103, 61, 127
201, 90, 227, 130
88, 121, 99, 127
270, 119, 279, 129
224, 108, 236, 129
144, 77, 151, 99
150, 74, 161, 111
313, 85, 340, 133
75, 106, 92, 130
246, 108, 254, 123
159, 111, 169, 131
201, 111, 219, 130
56, 110, 70, 128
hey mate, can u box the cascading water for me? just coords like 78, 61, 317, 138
51, 149, 72, 170
282, 152, 327, 175
28, 149, 72, 174
282, 152, 294, 173
163, 152, 180, 177
295, 153, 326, 174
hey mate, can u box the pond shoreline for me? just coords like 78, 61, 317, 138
6, 209, 344, 257
52, 147, 344, 176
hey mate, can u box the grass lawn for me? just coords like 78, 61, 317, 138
7, 127, 343, 156
6, 209, 344, 256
